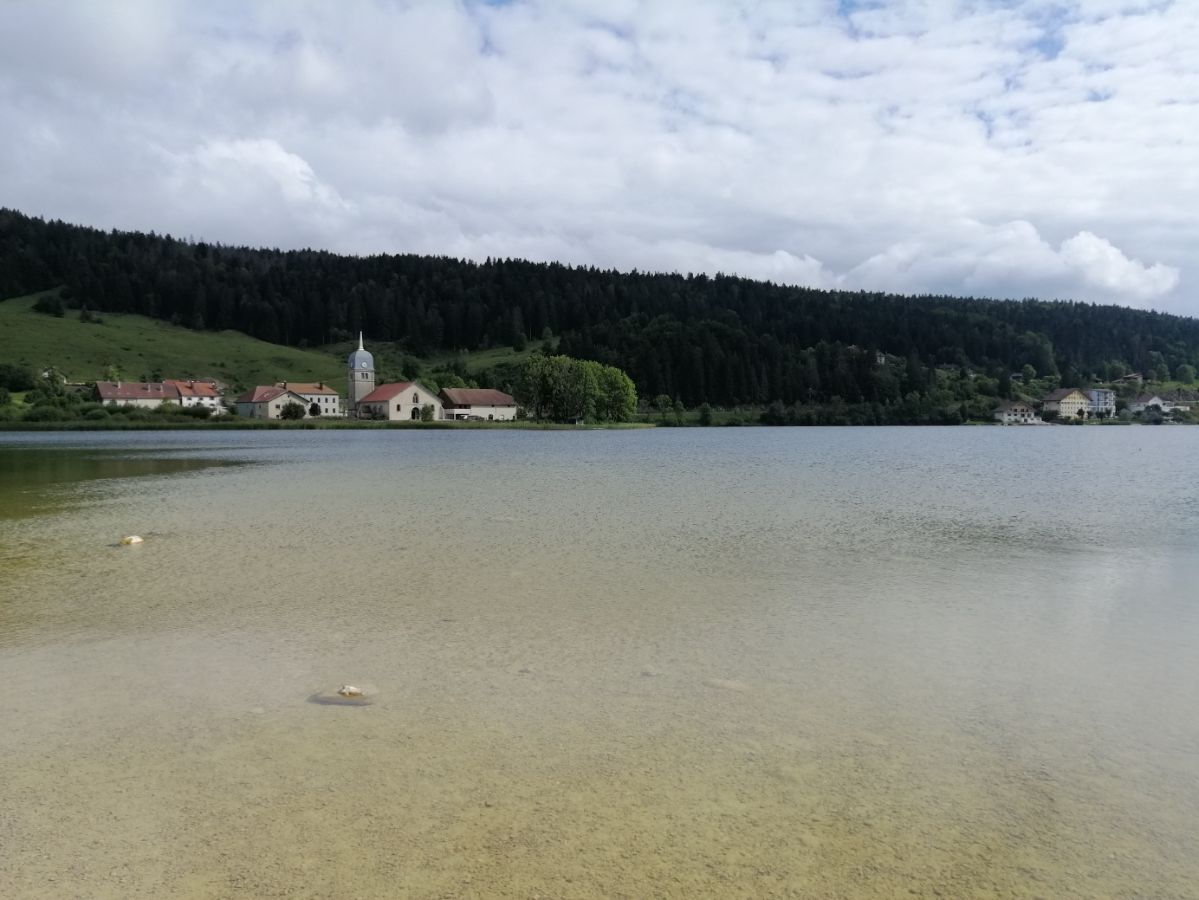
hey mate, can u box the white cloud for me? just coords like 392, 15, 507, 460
1059, 231, 1180, 299
0, 0, 1194, 313
844, 219, 1179, 303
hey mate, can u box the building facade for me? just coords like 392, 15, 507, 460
235, 386, 313, 419
164, 380, 226, 414
357, 382, 444, 421
994, 401, 1040, 424
276, 382, 343, 417
1043, 388, 1089, 418
95, 381, 180, 408
1085, 388, 1116, 418
439, 388, 518, 421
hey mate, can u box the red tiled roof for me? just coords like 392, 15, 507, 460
359, 382, 415, 403
439, 388, 515, 407
164, 380, 221, 398
235, 385, 299, 404
96, 381, 181, 402
275, 382, 339, 395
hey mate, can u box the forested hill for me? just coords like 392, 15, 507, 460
2, 208, 1197, 408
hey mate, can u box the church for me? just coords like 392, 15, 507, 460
346, 334, 444, 421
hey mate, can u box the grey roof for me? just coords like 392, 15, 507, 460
347, 333, 374, 370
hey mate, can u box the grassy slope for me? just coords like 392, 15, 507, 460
422, 341, 548, 374
0, 292, 344, 388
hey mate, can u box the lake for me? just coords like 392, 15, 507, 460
1, 427, 1197, 898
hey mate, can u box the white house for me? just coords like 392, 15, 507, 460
1043, 388, 1089, 418
439, 387, 518, 421
357, 382, 443, 421
276, 382, 343, 417
994, 400, 1041, 425
1130, 394, 1169, 414
164, 380, 226, 415
235, 386, 314, 419
1085, 388, 1116, 418
95, 381, 179, 408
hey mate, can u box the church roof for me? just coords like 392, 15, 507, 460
359, 382, 415, 403
347, 333, 374, 370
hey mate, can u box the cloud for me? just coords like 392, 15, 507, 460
844, 220, 1179, 302
1059, 231, 1179, 299
161, 138, 352, 246
0, 0, 1194, 314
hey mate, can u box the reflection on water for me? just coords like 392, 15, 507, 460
0, 447, 244, 521
0, 428, 1197, 898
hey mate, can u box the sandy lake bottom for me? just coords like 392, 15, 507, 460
1, 428, 1197, 898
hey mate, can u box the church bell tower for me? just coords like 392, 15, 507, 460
346, 333, 376, 416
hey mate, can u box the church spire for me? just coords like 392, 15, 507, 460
358, 332, 364, 351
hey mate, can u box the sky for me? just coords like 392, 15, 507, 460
1, 0, 1196, 315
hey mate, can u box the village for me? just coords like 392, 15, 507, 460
993, 381, 1198, 424
92, 336, 518, 422
81, 336, 1197, 427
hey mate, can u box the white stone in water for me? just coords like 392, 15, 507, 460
337, 685, 364, 698
120, 535, 144, 545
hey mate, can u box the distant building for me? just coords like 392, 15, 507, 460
164, 380, 226, 415
1084, 388, 1116, 418
1043, 388, 1089, 418
1131, 390, 1189, 412
439, 388, 517, 421
95, 381, 179, 408
1114, 373, 1144, 385
993, 400, 1041, 425
235, 386, 313, 419
357, 382, 443, 421
276, 382, 342, 417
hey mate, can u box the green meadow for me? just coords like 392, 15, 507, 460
1, 292, 550, 392
0, 292, 344, 389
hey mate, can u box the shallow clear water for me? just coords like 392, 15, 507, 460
1, 428, 1197, 898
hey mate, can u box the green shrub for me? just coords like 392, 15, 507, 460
23, 405, 69, 422
84, 407, 111, 420
32, 294, 65, 317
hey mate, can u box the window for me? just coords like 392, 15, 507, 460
412, 392, 419, 403
396, 403, 402, 412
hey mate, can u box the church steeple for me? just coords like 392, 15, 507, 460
347, 334, 376, 416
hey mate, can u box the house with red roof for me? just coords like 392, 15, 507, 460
275, 381, 343, 417
95, 381, 181, 408
357, 382, 443, 421
234, 385, 313, 419
163, 380, 227, 415
439, 387, 517, 421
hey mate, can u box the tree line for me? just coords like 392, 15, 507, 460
3, 207, 1198, 409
